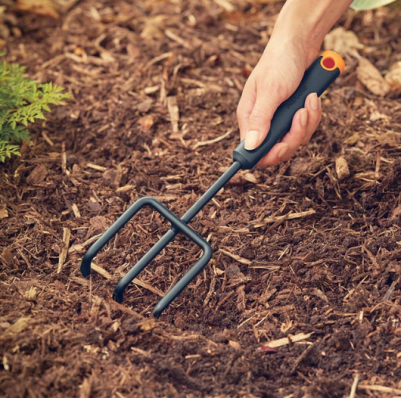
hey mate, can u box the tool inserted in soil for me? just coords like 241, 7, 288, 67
80, 51, 345, 317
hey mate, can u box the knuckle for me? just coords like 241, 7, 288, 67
249, 107, 266, 122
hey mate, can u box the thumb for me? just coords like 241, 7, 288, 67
244, 82, 285, 150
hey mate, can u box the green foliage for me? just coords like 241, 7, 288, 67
0, 53, 70, 162
351, 0, 398, 11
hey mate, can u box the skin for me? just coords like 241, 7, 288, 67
237, 0, 354, 167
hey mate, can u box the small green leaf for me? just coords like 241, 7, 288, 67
350, 0, 398, 10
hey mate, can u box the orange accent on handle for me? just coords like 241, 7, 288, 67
320, 51, 345, 74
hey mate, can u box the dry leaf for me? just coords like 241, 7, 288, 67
385, 61, 401, 88
335, 156, 350, 180
17, 0, 59, 19
357, 58, 391, 96
138, 115, 154, 131
324, 27, 364, 56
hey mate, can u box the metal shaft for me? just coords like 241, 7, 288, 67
113, 161, 242, 309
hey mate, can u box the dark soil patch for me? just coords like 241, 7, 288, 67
1, 1, 401, 397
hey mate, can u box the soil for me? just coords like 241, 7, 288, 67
1, 1, 401, 397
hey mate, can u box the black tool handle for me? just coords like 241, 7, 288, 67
233, 51, 345, 170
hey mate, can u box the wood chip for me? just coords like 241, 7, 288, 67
220, 248, 252, 265
16, 0, 59, 19
57, 227, 71, 274
0, 206, 8, 220
27, 165, 48, 185
167, 96, 179, 135
335, 156, 350, 180
357, 57, 391, 96
87, 163, 107, 171
91, 263, 164, 297
358, 385, 401, 394
350, 373, 359, 397
192, 129, 233, 150
3, 317, 30, 337
116, 184, 135, 193
92, 262, 112, 279
262, 332, 314, 349
71, 203, 81, 218
41, 131, 54, 146
24, 287, 39, 302
252, 210, 316, 228
165, 29, 191, 49
69, 233, 102, 254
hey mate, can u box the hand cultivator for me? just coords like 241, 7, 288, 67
80, 51, 345, 317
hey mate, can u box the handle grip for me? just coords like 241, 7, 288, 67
233, 51, 345, 170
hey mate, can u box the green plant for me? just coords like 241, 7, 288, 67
351, 0, 398, 10
0, 54, 70, 162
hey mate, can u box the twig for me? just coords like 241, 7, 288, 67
167, 96, 180, 135
251, 210, 316, 228
290, 343, 315, 374
91, 263, 164, 297
215, 290, 235, 311
349, 374, 359, 398
358, 384, 401, 394
262, 332, 314, 349
220, 248, 252, 265
87, 163, 107, 171
69, 233, 103, 253
193, 129, 233, 150
57, 227, 71, 274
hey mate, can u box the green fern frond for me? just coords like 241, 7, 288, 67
0, 53, 70, 162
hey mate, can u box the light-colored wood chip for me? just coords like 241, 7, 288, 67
165, 29, 191, 49
335, 156, 350, 180
91, 263, 164, 297
3, 317, 30, 336
57, 227, 71, 274
116, 184, 135, 193
193, 129, 233, 150
92, 263, 112, 279
133, 278, 164, 297
358, 385, 401, 394
69, 233, 102, 254
262, 332, 314, 348
220, 248, 252, 265
0, 206, 8, 220
87, 163, 107, 171
71, 203, 81, 218
252, 210, 316, 228
167, 96, 179, 134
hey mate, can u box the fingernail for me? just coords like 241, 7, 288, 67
245, 130, 260, 150
301, 109, 308, 126
277, 143, 289, 159
311, 93, 318, 110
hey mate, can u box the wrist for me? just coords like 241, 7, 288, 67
270, 0, 353, 66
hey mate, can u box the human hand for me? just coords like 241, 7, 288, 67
236, 0, 353, 167
237, 40, 322, 167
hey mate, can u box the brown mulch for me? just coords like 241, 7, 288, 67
1, 1, 401, 397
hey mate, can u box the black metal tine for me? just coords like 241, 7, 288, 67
113, 197, 212, 303
112, 162, 242, 311
81, 162, 242, 315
